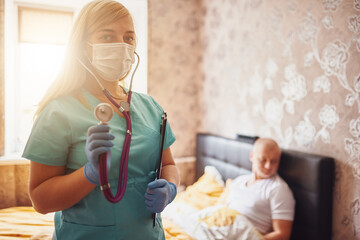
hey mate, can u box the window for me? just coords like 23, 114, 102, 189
14, 7, 73, 153
2, 0, 148, 157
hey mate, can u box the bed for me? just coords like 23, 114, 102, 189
193, 133, 335, 240
0, 133, 335, 240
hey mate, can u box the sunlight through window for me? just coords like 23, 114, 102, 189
16, 43, 66, 152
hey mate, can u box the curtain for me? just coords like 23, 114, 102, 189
18, 7, 73, 45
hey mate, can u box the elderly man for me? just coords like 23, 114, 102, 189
225, 138, 295, 240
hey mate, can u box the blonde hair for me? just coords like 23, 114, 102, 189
35, 0, 133, 116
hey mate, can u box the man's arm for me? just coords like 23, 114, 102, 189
263, 219, 293, 240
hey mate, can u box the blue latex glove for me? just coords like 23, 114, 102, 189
83, 124, 114, 185
144, 179, 177, 213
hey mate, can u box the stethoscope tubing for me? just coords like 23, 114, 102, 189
98, 91, 132, 203
89, 52, 139, 203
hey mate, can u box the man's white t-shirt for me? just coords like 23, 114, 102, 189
225, 173, 295, 234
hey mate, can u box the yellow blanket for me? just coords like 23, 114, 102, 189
175, 170, 225, 210
0, 207, 54, 240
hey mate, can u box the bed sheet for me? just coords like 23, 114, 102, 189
0, 207, 192, 240
162, 166, 263, 240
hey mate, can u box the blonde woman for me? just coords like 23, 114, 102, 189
22, 1, 179, 239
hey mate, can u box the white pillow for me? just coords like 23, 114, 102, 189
204, 166, 225, 186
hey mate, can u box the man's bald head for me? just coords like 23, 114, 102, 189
253, 138, 281, 160
250, 138, 281, 180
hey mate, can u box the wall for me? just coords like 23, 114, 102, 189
0, 160, 31, 209
201, 0, 360, 239
148, 0, 360, 239
148, 0, 204, 157
0, 0, 4, 156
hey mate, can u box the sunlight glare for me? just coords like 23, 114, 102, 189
17, 43, 66, 151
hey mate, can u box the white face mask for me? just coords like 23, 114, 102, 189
89, 42, 135, 82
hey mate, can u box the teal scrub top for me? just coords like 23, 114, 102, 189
22, 88, 176, 240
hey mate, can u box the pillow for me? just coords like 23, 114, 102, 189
204, 166, 225, 186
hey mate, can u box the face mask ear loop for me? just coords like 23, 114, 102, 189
77, 57, 106, 91
77, 57, 117, 105
128, 52, 140, 93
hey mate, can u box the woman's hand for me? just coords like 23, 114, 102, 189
144, 179, 177, 213
84, 124, 114, 185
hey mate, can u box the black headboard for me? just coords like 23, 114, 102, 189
195, 133, 334, 240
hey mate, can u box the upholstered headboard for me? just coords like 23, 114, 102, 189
195, 133, 335, 240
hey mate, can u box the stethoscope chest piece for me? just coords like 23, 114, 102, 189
94, 103, 114, 124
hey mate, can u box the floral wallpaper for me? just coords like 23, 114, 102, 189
148, 0, 360, 239
148, 0, 204, 157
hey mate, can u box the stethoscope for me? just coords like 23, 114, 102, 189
79, 52, 139, 203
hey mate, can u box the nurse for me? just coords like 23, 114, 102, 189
22, 0, 179, 239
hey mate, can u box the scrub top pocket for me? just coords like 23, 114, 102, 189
56, 218, 118, 240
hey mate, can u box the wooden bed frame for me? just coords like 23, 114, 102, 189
195, 133, 334, 240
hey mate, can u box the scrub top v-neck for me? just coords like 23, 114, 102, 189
22, 88, 176, 240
